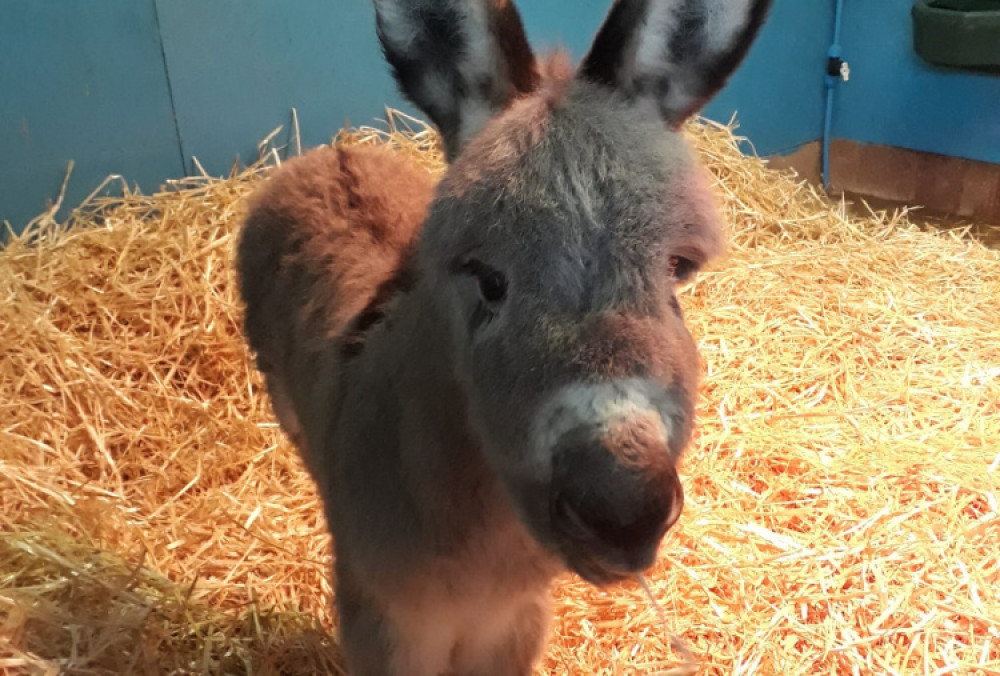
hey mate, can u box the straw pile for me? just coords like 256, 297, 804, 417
2, 111, 998, 676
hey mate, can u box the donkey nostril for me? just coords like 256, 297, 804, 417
553, 483, 674, 551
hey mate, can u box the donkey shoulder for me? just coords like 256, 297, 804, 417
238, 143, 436, 359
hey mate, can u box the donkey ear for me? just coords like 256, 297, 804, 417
374, 0, 538, 160
579, 0, 773, 127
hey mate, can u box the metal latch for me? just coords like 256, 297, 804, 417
827, 56, 850, 82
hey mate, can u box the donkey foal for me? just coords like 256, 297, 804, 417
237, 0, 773, 673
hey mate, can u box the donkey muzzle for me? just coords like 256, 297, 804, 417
549, 420, 684, 585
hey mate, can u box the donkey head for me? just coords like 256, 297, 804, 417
375, 0, 772, 584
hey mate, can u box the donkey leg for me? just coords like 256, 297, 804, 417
459, 596, 551, 676
334, 567, 396, 676
335, 560, 451, 676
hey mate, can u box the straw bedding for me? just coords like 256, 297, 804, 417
1, 113, 998, 676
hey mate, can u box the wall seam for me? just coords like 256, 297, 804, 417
152, 0, 187, 175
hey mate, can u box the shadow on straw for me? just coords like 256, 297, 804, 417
1, 526, 346, 676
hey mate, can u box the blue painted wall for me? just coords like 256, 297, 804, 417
156, 0, 404, 177
834, 0, 1000, 165
1, 0, 997, 233
0, 0, 182, 231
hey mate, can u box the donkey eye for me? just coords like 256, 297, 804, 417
477, 269, 507, 303
669, 255, 700, 283
456, 259, 508, 304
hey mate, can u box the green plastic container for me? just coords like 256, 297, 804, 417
912, 0, 1000, 73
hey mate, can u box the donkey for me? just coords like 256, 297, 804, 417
236, 0, 772, 673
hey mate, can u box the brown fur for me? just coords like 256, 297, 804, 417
240, 143, 435, 351
237, 143, 435, 471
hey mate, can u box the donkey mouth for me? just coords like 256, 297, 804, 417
568, 556, 633, 586
551, 493, 674, 586
559, 541, 660, 586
